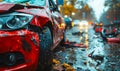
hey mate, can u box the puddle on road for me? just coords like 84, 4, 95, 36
53, 26, 120, 71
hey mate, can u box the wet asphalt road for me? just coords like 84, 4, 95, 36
53, 25, 120, 71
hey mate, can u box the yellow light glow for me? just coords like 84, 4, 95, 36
85, 34, 89, 48
71, 22, 74, 27
64, 15, 68, 18
72, 12, 75, 15
100, 23, 103, 26
61, 23, 66, 27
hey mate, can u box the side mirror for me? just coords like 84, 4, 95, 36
57, 0, 64, 5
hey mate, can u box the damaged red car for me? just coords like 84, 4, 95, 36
0, 0, 65, 71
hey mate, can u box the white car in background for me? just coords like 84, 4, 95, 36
73, 20, 81, 26
73, 20, 89, 32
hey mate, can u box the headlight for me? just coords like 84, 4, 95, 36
0, 12, 33, 30
79, 21, 88, 26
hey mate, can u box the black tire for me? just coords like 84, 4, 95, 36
101, 28, 107, 41
37, 26, 53, 71
101, 28, 117, 39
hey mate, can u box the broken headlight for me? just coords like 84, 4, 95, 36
0, 12, 33, 30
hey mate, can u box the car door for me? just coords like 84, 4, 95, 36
49, 0, 63, 44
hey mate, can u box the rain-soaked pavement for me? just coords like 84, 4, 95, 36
52, 25, 120, 71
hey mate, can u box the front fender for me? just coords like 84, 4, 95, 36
30, 16, 51, 28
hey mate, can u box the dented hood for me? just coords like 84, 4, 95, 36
0, 3, 46, 16
0, 3, 49, 28
0, 3, 15, 12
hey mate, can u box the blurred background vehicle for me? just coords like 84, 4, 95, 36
79, 20, 89, 32
94, 22, 103, 33
101, 20, 120, 39
73, 20, 81, 26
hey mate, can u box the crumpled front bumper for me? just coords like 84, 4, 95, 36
0, 30, 40, 71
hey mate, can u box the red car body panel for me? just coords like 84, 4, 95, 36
0, 0, 65, 71
0, 30, 40, 71
0, 4, 15, 11
107, 38, 120, 43
95, 27, 103, 33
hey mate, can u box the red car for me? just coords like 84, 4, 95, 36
94, 23, 103, 33
0, 0, 65, 71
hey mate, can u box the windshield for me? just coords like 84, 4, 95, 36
1, 0, 46, 6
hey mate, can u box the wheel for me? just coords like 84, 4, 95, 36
101, 28, 107, 41
101, 28, 117, 39
37, 26, 53, 71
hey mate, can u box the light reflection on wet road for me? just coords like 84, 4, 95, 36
53, 25, 120, 71
104, 43, 120, 71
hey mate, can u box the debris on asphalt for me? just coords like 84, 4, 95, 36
107, 38, 120, 43
63, 63, 76, 71
72, 31, 84, 36
52, 59, 63, 71
52, 26, 120, 71
64, 41, 87, 48
53, 59, 60, 65
52, 59, 76, 71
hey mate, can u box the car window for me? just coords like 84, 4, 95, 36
49, 0, 58, 11
2, 0, 46, 6
49, 0, 54, 9
31, 0, 45, 6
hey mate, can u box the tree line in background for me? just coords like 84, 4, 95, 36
59, 0, 120, 23
59, 0, 94, 21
